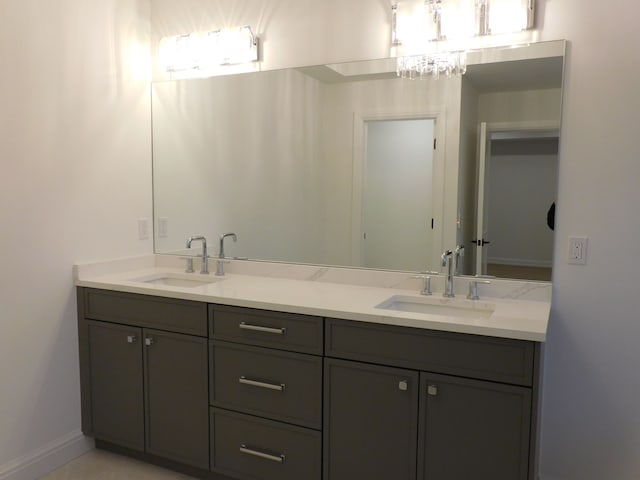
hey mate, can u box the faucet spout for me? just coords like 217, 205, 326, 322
186, 236, 208, 274
441, 250, 455, 298
216, 233, 238, 276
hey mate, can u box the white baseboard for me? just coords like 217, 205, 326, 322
488, 256, 552, 268
0, 430, 94, 480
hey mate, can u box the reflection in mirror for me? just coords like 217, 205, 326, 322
362, 118, 435, 271
152, 40, 565, 281
457, 43, 565, 280
471, 127, 559, 281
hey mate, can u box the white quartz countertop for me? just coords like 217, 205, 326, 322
74, 255, 551, 342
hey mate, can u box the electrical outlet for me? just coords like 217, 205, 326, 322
568, 236, 588, 265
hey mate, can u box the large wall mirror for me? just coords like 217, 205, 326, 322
152, 40, 565, 281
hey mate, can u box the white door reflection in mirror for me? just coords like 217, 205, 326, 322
474, 122, 559, 281
474, 122, 491, 276
363, 119, 435, 271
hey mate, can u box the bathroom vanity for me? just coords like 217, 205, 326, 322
75, 255, 549, 480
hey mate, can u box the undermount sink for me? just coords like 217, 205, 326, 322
131, 273, 224, 288
375, 295, 494, 319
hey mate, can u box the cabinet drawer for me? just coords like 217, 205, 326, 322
83, 288, 207, 336
326, 319, 536, 386
211, 408, 321, 480
209, 305, 323, 354
210, 341, 322, 429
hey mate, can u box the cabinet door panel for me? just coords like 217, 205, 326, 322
87, 321, 144, 451
418, 373, 531, 480
324, 358, 419, 480
144, 329, 209, 469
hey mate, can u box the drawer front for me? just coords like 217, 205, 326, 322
211, 341, 322, 429
326, 319, 535, 386
83, 288, 207, 336
209, 305, 323, 354
211, 408, 321, 480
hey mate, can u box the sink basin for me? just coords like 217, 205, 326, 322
375, 295, 494, 319
131, 273, 223, 288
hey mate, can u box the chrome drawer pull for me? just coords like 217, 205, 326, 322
239, 322, 286, 335
240, 444, 285, 463
239, 376, 286, 391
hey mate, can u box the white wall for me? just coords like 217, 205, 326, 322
478, 88, 563, 125
152, 69, 326, 263
0, 0, 152, 477
458, 79, 480, 274
487, 149, 557, 267
538, 1, 640, 478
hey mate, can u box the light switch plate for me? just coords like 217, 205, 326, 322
138, 218, 149, 240
158, 217, 169, 238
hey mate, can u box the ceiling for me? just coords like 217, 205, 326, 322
464, 56, 564, 92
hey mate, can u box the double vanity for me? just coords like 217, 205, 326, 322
75, 254, 550, 480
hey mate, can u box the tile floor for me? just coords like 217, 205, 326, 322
39, 449, 195, 479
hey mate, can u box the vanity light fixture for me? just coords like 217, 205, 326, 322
392, 0, 535, 79
160, 25, 259, 76
207, 26, 259, 66
391, 4, 402, 45
162, 34, 199, 73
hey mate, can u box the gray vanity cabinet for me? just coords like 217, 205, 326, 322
78, 287, 540, 480
324, 318, 540, 480
323, 358, 420, 480
78, 288, 209, 470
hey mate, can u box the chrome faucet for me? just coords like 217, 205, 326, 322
441, 250, 455, 298
454, 244, 464, 274
186, 236, 208, 274
216, 232, 238, 276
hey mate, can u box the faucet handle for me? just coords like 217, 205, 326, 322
467, 279, 491, 300
180, 256, 195, 273
215, 257, 231, 276
412, 271, 438, 296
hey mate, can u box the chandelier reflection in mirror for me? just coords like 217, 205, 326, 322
393, 0, 535, 79
397, 51, 467, 79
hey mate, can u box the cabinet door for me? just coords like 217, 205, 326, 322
144, 329, 209, 469
87, 321, 144, 451
418, 373, 532, 480
324, 358, 419, 480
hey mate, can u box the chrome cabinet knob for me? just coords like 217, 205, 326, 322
398, 380, 408, 391
427, 384, 438, 396
145, 337, 154, 346
126, 335, 137, 344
